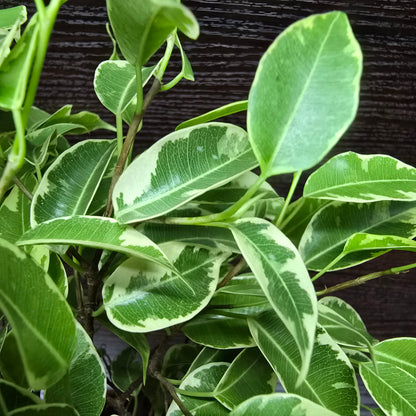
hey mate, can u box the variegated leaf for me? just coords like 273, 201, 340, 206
31, 140, 117, 225
247, 12, 362, 177
166, 362, 230, 416
299, 200, 416, 271
102, 243, 229, 332
304, 152, 416, 202
18, 216, 174, 271
249, 311, 359, 416
113, 123, 258, 223
229, 393, 341, 416
229, 218, 317, 381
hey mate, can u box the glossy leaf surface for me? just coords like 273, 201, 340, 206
299, 200, 416, 270
103, 243, 228, 332
304, 152, 416, 202
0, 238, 76, 389
8, 404, 79, 416
229, 218, 317, 380
45, 323, 106, 416
31, 140, 116, 225
249, 311, 359, 416
19, 215, 174, 271
114, 123, 258, 223
248, 12, 362, 177
229, 393, 341, 416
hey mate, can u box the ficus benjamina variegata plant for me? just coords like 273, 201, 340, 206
0, 1, 415, 415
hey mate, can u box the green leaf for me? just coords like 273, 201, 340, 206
162, 343, 201, 381
94, 61, 156, 115
0, 238, 77, 389
107, 0, 199, 66
304, 152, 416, 202
249, 312, 359, 416
214, 348, 277, 409
360, 362, 416, 415
183, 313, 255, 349
318, 296, 377, 349
229, 393, 341, 416
0, 6, 27, 67
299, 200, 416, 271
368, 409, 387, 416
186, 348, 239, 378
0, 174, 36, 243
167, 362, 230, 416
0, 379, 40, 412
247, 12, 362, 177
229, 218, 317, 381
0, 14, 38, 110
19, 215, 174, 271
8, 404, 80, 416
114, 123, 258, 223
110, 346, 142, 392
31, 140, 117, 225
176, 100, 248, 130
47, 252, 68, 297
102, 243, 229, 332
45, 323, 106, 416
372, 337, 416, 376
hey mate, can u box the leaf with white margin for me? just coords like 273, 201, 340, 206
113, 123, 258, 223
0, 238, 77, 389
8, 404, 79, 416
372, 338, 416, 376
18, 215, 174, 271
304, 152, 416, 202
229, 218, 317, 382
31, 139, 117, 225
247, 12, 362, 177
45, 323, 106, 416
183, 313, 255, 349
360, 362, 416, 416
249, 311, 359, 416
318, 296, 378, 349
299, 200, 416, 271
102, 243, 229, 332
229, 393, 341, 416
166, 362, 230, 416
214, 348, 277, 409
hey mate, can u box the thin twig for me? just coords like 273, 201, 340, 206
217, 256, 247, 289
12, 176, 33, 200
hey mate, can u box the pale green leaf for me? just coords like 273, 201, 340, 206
31, 140, 117, 225
0, 238, 77, 389
360, 362, 416, 415
176, 100, 248, 130
19, 215, 174, 271
114, 123, 258, 223
0, 6, 27, 67
110, 347, 142, 392
214, 348, 277, 409
344, 233, 416, 255
167, 362, 230, 416
372, 337, 416, 376
45, 323, 106, 416
107, 0, 199, 66
299, 200, 416, 271
8, 404, 80, 416
249, 312, 359, 416
318, 296, 377, 349
248, 12, 362, 177
183, 313, 255, 349
102, 243, 229, 332
229, 393, 341, 416
304, 152, 416, 202
0, 15, 37, 110
229, 218, 317, 381
0, 379, 40, 412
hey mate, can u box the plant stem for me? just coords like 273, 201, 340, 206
104, 78, 161, 217
316, 262, 416, 296
60, 253, 83, 273
275, 170, 302, 228
12, 176, 33, 200
311, 252, 344, 282
116, 113, 123, 156
217, 257, 247, 289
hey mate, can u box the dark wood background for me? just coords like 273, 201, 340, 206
2, 0, 415, 340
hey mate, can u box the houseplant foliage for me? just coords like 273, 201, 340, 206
0, 0, 416, 415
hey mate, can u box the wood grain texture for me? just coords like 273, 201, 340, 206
1, 0, 415, 342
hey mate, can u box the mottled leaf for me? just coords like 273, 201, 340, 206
248, 12, 362, 177
304, 152, 416, 202
114, 123, 258, 223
